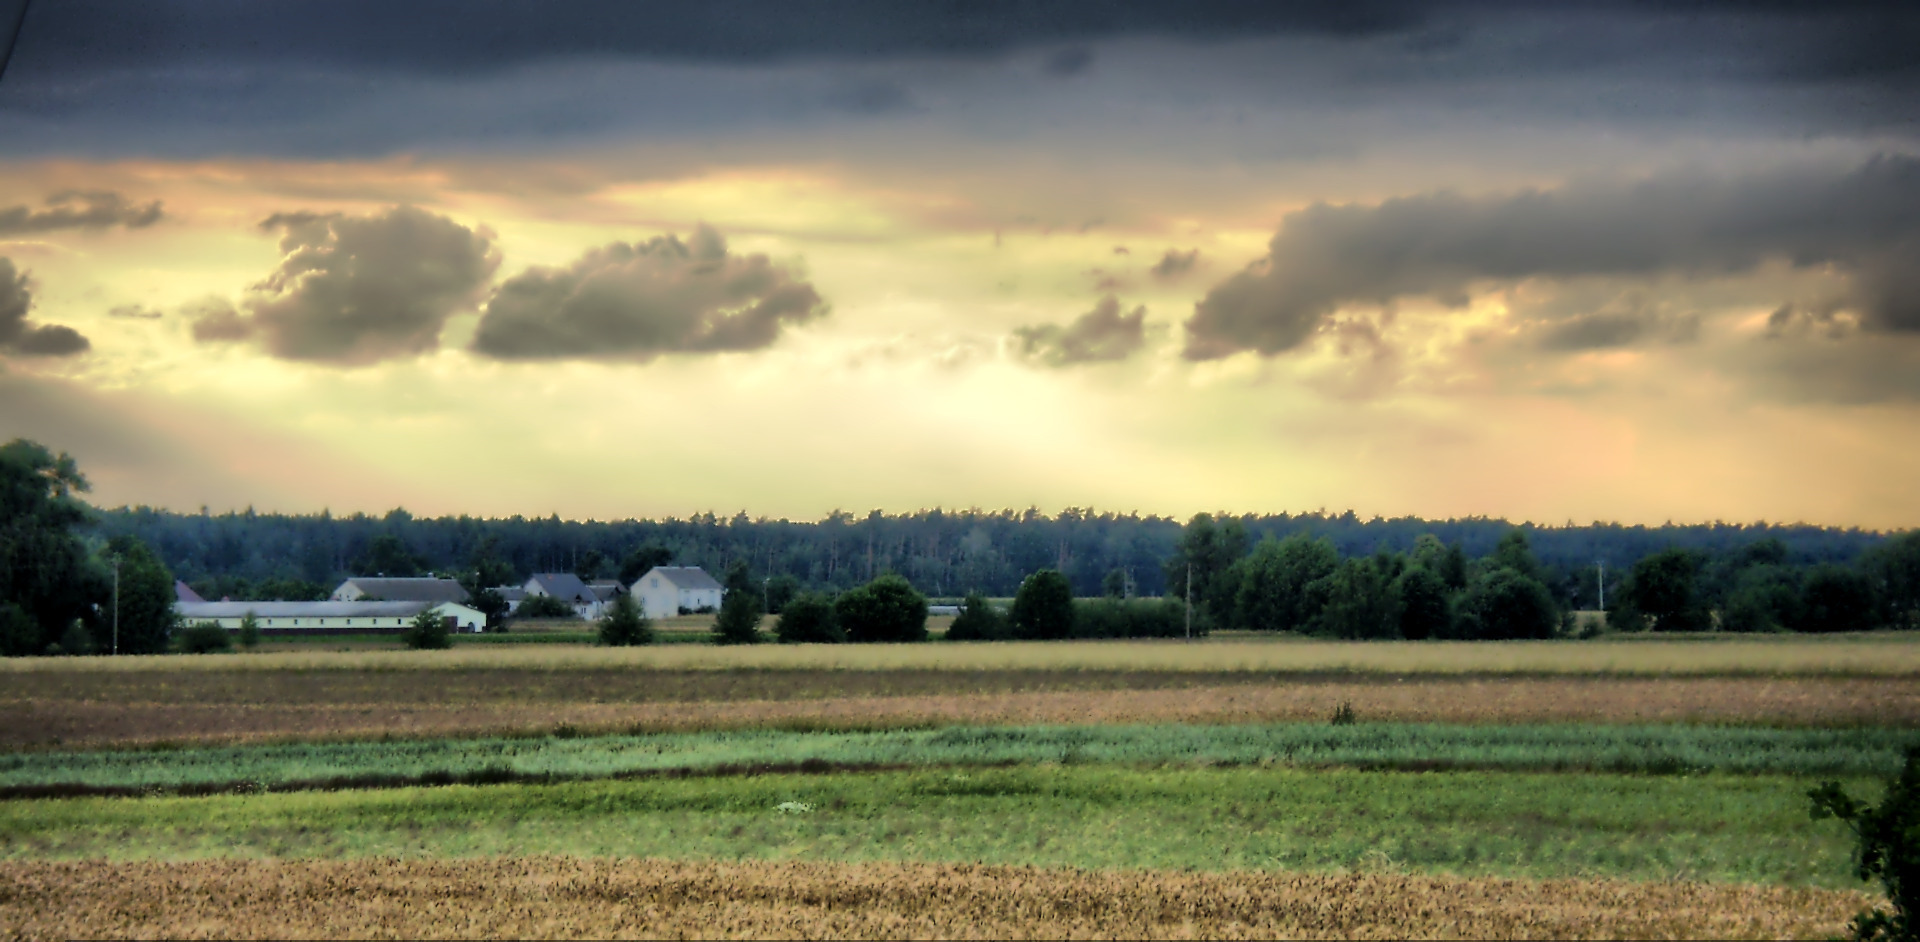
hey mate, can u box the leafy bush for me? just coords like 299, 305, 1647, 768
1394, 566, 1451, 640
1450, 569, 1557, 640
515, 594, 576, 619
945, 592, 1005, 641
1798, 564, 1877, 634
235, 613, 261, 650
775, 592, 843, 643
1811, 745, 1920, 941
174, 621, 232, 654
712, 561, 764, 645
834, 574, 928, 643
402, 608, 451, 650
1071, 596, 1186, 639
1010, 569, 1074, 640
597, 593, 653, 646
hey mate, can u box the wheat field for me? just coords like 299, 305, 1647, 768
0, 856, 1874, 940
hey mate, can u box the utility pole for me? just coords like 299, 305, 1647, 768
1597, 560, 1605, 611
1185, 563, 1193, 641
111, 556, 120, 656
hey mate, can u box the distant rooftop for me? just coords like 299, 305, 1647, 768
642, 566, 722, 591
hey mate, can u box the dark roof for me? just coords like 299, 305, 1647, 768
174, 580, 206, 603
336, 577, 469, 603
640, 566, 722, 591
527, 572, 594, 602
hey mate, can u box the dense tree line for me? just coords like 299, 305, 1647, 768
94, 504, 1894, 604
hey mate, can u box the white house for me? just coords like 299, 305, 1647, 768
523, 573, 606, 620
331, 577, 469, 604
174, 600, 487, 633
632, 566, 723, 618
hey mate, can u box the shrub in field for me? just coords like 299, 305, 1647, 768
1011, 569, 1074, 640
1072, 596, 1185, 638
776, 592, 843, 644
174, 622, 231, 654
835, 574, 927, 643
1811, 744, 1920, 941
53, 619, 96, 655
712, 561, 765, 645
235, 613, 261, 650
1451, 569, 1557, 640
1312, 557, 1401, 639
402, 609, 451, 650
597, 594, 653, 646
1798, 564, 1877, 634
515, 594, 576, 620
945, 592, 1005, 641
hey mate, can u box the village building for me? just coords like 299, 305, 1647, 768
631, 566, 723, 618
330, 576, 469, 604
174, 599, 486, 633
522, 572, 607, 619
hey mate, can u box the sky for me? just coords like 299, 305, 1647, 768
1, 1, 1917, 528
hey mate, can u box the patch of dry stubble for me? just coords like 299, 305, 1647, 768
0, 856, 1873, 940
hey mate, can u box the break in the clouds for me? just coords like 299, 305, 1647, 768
472, 225, 825, 361
1184, 154, 1920, 360
192, 206, 499, 365
0, 257, 88, 357
0, 191, 162, 234
1011, 295, 1147, 367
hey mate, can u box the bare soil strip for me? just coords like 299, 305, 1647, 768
4, 674, 1914, 750
0, 857, 1873, 940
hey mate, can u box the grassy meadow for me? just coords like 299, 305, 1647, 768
3, 632, 1915, 938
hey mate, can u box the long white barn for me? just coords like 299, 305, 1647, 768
175, 600, 486, 633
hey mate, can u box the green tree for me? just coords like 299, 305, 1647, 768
174, 621, 232, 654
597, 592, 653, 646
468, 587, 510, 629
1614, 549, 1710, 632
1010, 569, 1075, 640
0, 439, 102, 656
1313, 557, 1401, 639
514, 594, 576, 619
235, 612, 262, 650
617, 544, 674, 584
1798, 564, 1877, 634
1453, 568, 1557, 640
765, 574, 802, 615
1101, 568, 1128, 599
711, 561, 764, 645
402, 607, 451, 649
1865, 532, 1920, 631
355, 533, 424, 577
1810, 745, 1920, 941
1489, 529, 1546, 584
1232, 534, 1338, 632
775, 592, 843, 643
945, 591, 1005, 641
834, 574, 928, 643
1163, 513, 1249, 626
1393, 565, 1451, 640
104, 535, 177, 655
1719, 565, 1801, 633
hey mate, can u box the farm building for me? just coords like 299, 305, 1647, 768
632, 566, 723, 617
174, 600, 486, 633
330, 577, 469, 604
523, 573, 608, 619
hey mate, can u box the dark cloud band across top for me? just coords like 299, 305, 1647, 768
472, 225, 826, 361
1184, 154, 1920, 360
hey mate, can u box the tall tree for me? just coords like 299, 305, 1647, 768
775, 591, 843, 644
0, 439, 102, 655
834, 574, 927, 643
1615, 549, 1710, 632
1232, 534, 1338, 632
103, 535, 178, 655
1393, 564, 1451, 640
618, 544, 674, 584
711, 560, 764, 645
1453, 568, 1558, 640
1313, 556, 1401, 639
598, 592, 653, 646
1163, 513, 1249, 625
1010, 568, 1075, 640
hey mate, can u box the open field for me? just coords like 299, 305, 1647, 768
0, 766, 1871, 887
2, 722, 1911, 795
10, 633, 1920, 675
0, 856, 1873, 940
7, 669, 1917, 749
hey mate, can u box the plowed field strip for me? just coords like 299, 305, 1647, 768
7, 675, 1915, 749
0, 857, 1874, 940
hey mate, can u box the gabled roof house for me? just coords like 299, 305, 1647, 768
631, 566, 723, 618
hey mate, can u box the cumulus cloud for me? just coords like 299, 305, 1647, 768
1010, 295, 1147, 367
192, 206, 499, 364
0, 257, 90, 357
0, 191, 163, 234
1149, 248, 1199, 280
472, 225, 827, 361
1184, 154, 1920, 360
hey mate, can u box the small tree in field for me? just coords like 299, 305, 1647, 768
598, 593, 653, 646
775, 592, 843, 643
712, 561, 764, 645
1010, 569, 1074, 640
403, 607, 451, 650
1811, 745, 1920, 941
834, 574, 928, 643
236, 612, 261, 650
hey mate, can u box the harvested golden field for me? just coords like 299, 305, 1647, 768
4, 672, 1914, 749
0, 856, 1874, 940
7, 634, 1920, 676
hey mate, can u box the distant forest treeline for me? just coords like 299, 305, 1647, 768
91, 505, 1899, 604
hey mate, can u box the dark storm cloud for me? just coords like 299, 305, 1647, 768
472, 225, 827, 361
191, 207, 500, 365
1011, 295, 1147, 366
1184, 154, 1920, 359
1149, 248, 1199, 280
0, 257, 89, 357
0, 191, 163, 235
